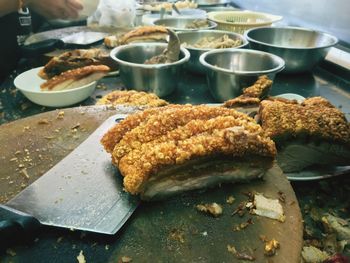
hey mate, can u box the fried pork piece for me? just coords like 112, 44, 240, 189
118, 121, 276, 199
113, 105, 252, 164
259, 97, 350, 172
40, 65, 110, 91
224, 75, 273, 108
104, 26, 168, 48
102, 105, 276, 200
96, 90, 169, 107
100, 104, 191, 153
38, 49, 118, 80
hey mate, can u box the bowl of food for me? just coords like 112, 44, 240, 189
245, 26, 338, 73
14, 67, 100, 107
153, 17, 217, 31
199, 49, 285, 101
178, 30, 248, 74
110, 43, 190, 97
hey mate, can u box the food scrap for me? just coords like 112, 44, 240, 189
233, 218, 253, 232
196, 203, 223, 217
76, 250, 86, 263
253, 193, 285, 222
57, 111, 65, 119
301, 246, 329, 263
169, 228, 185, 244
119, 256, 132, 263
263, 238, 280, 256
231, 201, 247, 217
226, 195, 235, 204
227, 245, 256, 261
37, 119, 50, 125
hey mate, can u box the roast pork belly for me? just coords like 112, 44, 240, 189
258, 97, 350, 173
38, 49, 118, 80
101, 105, 276, 200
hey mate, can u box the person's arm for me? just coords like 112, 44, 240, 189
0, 0, 83, 19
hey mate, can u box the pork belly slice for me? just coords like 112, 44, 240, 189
39, 49, 117, 80
259, 97, 350, 173
117, 124, 276, 200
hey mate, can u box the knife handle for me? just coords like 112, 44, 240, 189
0, 205, 41, 249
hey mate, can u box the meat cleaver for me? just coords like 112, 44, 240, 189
0, 114, 139, 245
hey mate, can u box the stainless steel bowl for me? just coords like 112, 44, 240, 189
245, 26, 338, 73
178, 30, 248, 74
110, 43, 190, 97
153, 18, 217, 31
199, 49, 285, 102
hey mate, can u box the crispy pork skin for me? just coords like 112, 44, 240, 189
259, 97, 350, 172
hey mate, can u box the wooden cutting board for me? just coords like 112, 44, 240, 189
0, 106, 303, 263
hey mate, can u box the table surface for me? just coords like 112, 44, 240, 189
0, 51, 350, 262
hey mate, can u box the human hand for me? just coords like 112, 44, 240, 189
27, 0, 84, 19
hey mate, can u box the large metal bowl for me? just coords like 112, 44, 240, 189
153, 18, 217, 32
245, 26, 338, 73
199, 49, 285, 102
178, 30, 248, 74
110, 43, 190, 97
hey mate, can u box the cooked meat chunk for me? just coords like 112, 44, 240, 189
101, 105, 276, 200
259, 97, 350, 172
96, 90, 168, 107
224, 75, 273, 108
39, 49, 117, 80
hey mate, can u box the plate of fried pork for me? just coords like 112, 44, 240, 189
14, 48, 119, 107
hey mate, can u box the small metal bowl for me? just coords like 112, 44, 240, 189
153, 18, 217, 32
178, 30, 248, 74
199, 49, 285, 102
110, 43, 190, 97
245, 26, 338, 73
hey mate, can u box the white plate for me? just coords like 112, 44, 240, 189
275, 93, 305, 103
286, 166, 350, 181
14, 67, 97, 108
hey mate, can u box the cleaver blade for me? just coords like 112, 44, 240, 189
1, 114, 139, 235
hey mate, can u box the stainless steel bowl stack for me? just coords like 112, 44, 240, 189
110, 43, 190, 97
153, 18, 217, 31
178, 30, 248, 74
199, 49, 285, 102
245, 26, 338, 73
